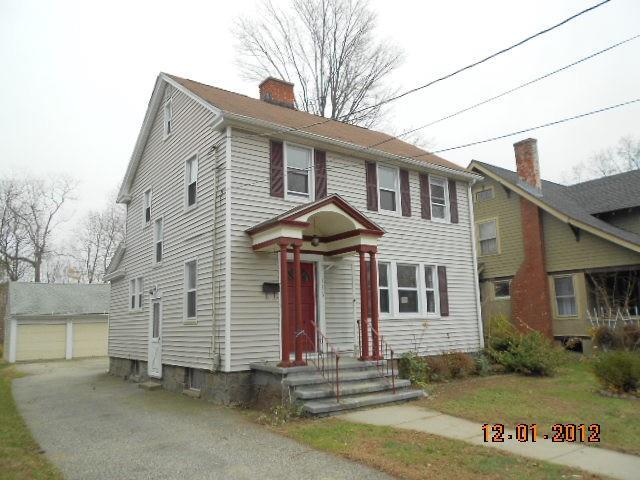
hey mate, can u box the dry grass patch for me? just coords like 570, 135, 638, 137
275, 418, 601, 480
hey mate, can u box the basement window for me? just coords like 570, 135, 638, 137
187, 368, 204, 391
494, 280, 511, 299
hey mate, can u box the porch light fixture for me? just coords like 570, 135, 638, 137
311, 235, 320, 247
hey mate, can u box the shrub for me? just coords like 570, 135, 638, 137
622, 324, 640, 351
475, 352, 493, 376
592, 324, 640, 352
425, 355, 450, 382
398, 351, 429, 387
592, 351, 640, 393
446, 352, 477, 379
486, 315, 520, 352
489, 331, 562, 377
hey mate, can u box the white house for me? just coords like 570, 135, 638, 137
106, 74, 483, 413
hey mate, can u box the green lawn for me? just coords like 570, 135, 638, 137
0, 353, 63, 480
277, 419, 602, 480
420, 357, 640, 455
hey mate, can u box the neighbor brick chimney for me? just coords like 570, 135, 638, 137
259, 77, 295, 109
514, 138, 541, 191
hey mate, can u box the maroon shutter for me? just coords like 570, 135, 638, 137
365, 161, 378, 211
448, 179, 459, 223
438, 266, 449, 316
270, 140, 284, 198
400, 169, 411, 217
419, 173, 431, 220
314, 150, 327, 199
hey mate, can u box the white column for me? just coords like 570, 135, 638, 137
8, 319, 17, 363
65, 320, 73, 360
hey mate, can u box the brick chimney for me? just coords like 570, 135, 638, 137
259, 77, 295, 109
514, 138, 541, 191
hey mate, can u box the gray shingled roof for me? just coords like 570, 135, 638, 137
8, 283, 110, 316
472, 162, 640, 248
568, 169, 640, 214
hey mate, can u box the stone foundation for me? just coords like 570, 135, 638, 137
108, 356, 287, 408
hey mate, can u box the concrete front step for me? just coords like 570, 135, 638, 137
284, 367, 393, 387
302, 388, 425, 415
139, 381, 162, 391
294, 378, 411, 400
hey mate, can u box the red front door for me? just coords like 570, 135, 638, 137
287, 261, 316, 353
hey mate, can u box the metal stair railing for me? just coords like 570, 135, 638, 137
356, 319, 397, 394
298, 320, 343, 402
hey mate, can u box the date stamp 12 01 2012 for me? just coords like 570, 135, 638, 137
482, 423, 601, 443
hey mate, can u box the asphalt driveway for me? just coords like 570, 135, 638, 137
12, 358, 390, 480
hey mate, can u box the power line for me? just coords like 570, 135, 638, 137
257, 0, 614, 139
368, 33, 640, 149
427, 97, 640, 154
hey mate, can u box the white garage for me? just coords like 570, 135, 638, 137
3, 283, 109, 363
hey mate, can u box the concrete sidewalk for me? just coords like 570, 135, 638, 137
341, 405, 640, 480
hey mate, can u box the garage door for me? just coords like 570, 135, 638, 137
16, 324, 66, 361
72, 323, 108, 358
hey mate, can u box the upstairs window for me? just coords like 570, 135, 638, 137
475, 187, 494, 202
554, 276, 577, 316
163, 100, 172, 138
378, 165, 399, 212
186, 156, 198, 207
396, 264, 419, 313
286, 144, 312, 199
478, 220, 498, 255
154, 219, 163, 263
143, 189, 152, 226
424, 265, 437, 313
429, 176, 448, 220
129, 277, 143, 310
185, 260, 197, 320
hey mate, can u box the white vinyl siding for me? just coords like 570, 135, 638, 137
108, 86, 219, 371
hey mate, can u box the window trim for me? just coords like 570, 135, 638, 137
477, 218, 500, 256
143, 188, 152, 227
474, 186, 495, 202
163, 99, 172, 139
184, 258, 198, 324
284, 141, 314, 203
184, 153, 199, 210
129, 276, 144, 311
153, 218, 164, 265
378, 259, 441, 319
429, 175, 450, 222
376, 164, 401, 215
553, 275, 578, 318
493, 279, 511, 300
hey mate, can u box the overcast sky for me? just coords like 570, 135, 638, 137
1, 0, 638, 222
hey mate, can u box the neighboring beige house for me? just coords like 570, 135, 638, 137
3, 283, 110, 363
469, 139, 640, 349
106, 73, 483, 413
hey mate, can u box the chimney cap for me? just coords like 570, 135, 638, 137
513, 137, 537, 147
259, 76, 294, 88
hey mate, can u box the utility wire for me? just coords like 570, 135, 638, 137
427, 97, 640, 154
256, 0, 614, 139
368, 33, 640, 149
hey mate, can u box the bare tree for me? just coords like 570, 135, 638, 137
564, 135, 640, 183
234, 0, 402, 127
0, 176, 76, 282
0, 180, 28, 281
73, 198, 125, 283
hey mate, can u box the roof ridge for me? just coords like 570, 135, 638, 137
568, 167, 640, 188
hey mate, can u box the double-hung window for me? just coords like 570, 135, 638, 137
143, 189, 152, 226
163, 100, 172, 138
378, 262, 391, 314
424, 266, 437, 313
430, 176, 448, 220
129, 277, 143, 310
154, 219, 163, 264
378, 165, 399, 212
478, 220, 498, 255
396, 264, 419, 313
554, 276, 577, 316
494, 280, 511, 299
475, 187, 494, 202
185, 260, 197, 320
286, 144, 312, 199
186, 156, 198, 207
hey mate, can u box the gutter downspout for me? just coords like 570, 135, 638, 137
224, 126, 232, 372
467, 183, 485, 348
